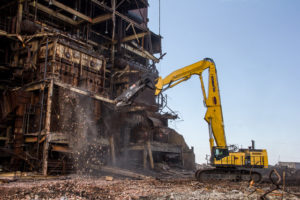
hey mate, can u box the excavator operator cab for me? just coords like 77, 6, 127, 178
212, 147, 229, 160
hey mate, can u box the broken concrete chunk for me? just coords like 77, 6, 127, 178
105, 176, 113, 181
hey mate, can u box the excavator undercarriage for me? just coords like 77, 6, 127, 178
195, 168, 262, 182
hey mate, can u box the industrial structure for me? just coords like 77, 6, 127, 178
0, 0, 195, 175
277, 162, 300, 170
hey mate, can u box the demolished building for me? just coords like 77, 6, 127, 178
0, 0, 195, 175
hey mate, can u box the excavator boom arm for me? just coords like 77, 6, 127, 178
155, 58, 227, 149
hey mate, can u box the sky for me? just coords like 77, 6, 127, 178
147, 0, 300, 165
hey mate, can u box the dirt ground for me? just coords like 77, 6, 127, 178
0, 175, 299, 200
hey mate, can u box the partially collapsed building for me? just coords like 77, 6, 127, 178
0, 0, 195, 175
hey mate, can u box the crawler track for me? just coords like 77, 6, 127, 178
195, 168, 262, 182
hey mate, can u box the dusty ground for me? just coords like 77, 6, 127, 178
0, 176, 299, 200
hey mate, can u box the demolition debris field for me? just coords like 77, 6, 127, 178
1, 175, 300, 200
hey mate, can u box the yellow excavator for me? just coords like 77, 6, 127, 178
116, 58, 268, 182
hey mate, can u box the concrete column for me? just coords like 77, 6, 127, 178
42, 79, 53, 175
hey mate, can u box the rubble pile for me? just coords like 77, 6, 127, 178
0, 176, 299, 200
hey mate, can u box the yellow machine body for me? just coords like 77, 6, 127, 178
214, 150, 268, 168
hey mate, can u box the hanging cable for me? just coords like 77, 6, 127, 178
105, 20, 108, 34
35, 0, 38, 21
159, 0, 161, 36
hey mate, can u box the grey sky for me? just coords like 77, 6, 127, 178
148, 0, 300, 165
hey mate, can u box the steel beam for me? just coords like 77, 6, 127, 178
45, 0, 92, 22
30, 2, 77, 25
91, 0, 149, 32
121, 32, 148, 43
92, 14, 112, 24
121, 44, 159, 63
54, 81, 114, 104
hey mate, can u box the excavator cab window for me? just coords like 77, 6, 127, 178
213, 147, 229, 160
